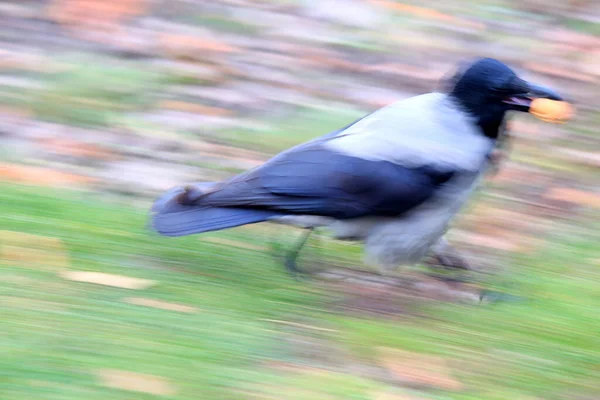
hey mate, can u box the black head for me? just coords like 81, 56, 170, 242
446, 58, 563, 139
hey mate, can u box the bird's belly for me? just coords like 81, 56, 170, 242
328, 217, 390, 240
362, 210, 453, 272
361, 171, 485, 272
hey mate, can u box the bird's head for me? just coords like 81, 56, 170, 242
446, 58, 568, 138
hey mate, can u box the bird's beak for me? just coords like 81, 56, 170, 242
502, 82, 564, 112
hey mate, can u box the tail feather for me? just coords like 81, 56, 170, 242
150, 183, 280, 237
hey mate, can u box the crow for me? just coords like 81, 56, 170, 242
150, 58, 565, 277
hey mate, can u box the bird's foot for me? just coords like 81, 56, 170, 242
284, 254, 309, 281
435, 253, 472, 271
423, 252, 474, 284
272, 229, 316, 281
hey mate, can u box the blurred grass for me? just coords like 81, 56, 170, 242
337, 224, 600, 399
1, 182, 599, 399
24, 58, 163, 127
209, 106, 365, 154
0, 183, 329, 399
192, 15, 263, 36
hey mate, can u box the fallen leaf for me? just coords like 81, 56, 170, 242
370, 1, 485, 30
97, 369, 175, 396
259, 319, 338, 333
545, 188, 600, 208
124, 297, 198, 313
0, 231, 69, 269
0, 163, 95, 186
301, 53, 366, 72
557, 149, 600, 168
541, 28, 600, 50
201, 237, 266, 251
453, 230, 541, 254
377, 347, 464, 391
60, 271, 155, 289
159, 34, 239, 60
489, 162, 538, 183
263, 360, 326, 375
38, 138, 116, 160
373, 391, 431, 400
47, 0, 149, 28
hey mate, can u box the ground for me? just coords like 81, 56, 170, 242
1, 182, 599, 400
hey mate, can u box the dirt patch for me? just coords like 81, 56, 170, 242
311, 267, 482, 320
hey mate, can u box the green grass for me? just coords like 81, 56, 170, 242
25, 57, 163, 127
192, 15, 263, 36
336, 225, 600, 399
563, 18, 600, 36
1, 183, 599, 399
208, 107, 366, 154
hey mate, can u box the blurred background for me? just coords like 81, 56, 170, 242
1, 1, 599, 399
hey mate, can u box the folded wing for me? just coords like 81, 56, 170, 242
199, 145, 456, 219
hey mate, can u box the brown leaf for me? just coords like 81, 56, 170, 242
453, 230, 540, 254
259, 319, 338, 333
490, 162, 539, 184
47, 0, 149, 28
159, 34, 239, 60
302, 53, 366, 73
97, 369, 175, 396
0, 231, 69, 269
38, 138, 116, 160
377, 348, 464, 391
0, 163, 95, 187
545, 188, 600, 208
124, 297, 198, 313
60, 271, 156, 290
540, 28, 600, 50
370, 1, 485, 31
466, 208, 539, 235
557, 149, 600, 168
262, 360, 326, 375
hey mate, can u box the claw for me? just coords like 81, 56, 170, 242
281, 229, 313, 280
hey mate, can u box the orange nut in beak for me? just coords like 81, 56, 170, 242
529, 99, 574, 124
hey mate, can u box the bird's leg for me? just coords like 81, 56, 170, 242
428, 237, 472, 271
433, 248, 472, 271
284, 228, 313, 279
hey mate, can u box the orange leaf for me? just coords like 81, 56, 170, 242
60, 271, 156, 290
97, 369, 175, 396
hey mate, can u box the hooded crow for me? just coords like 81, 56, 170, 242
150, 58, 566, 276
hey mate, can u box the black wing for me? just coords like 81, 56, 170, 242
197, 144, 456, 219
